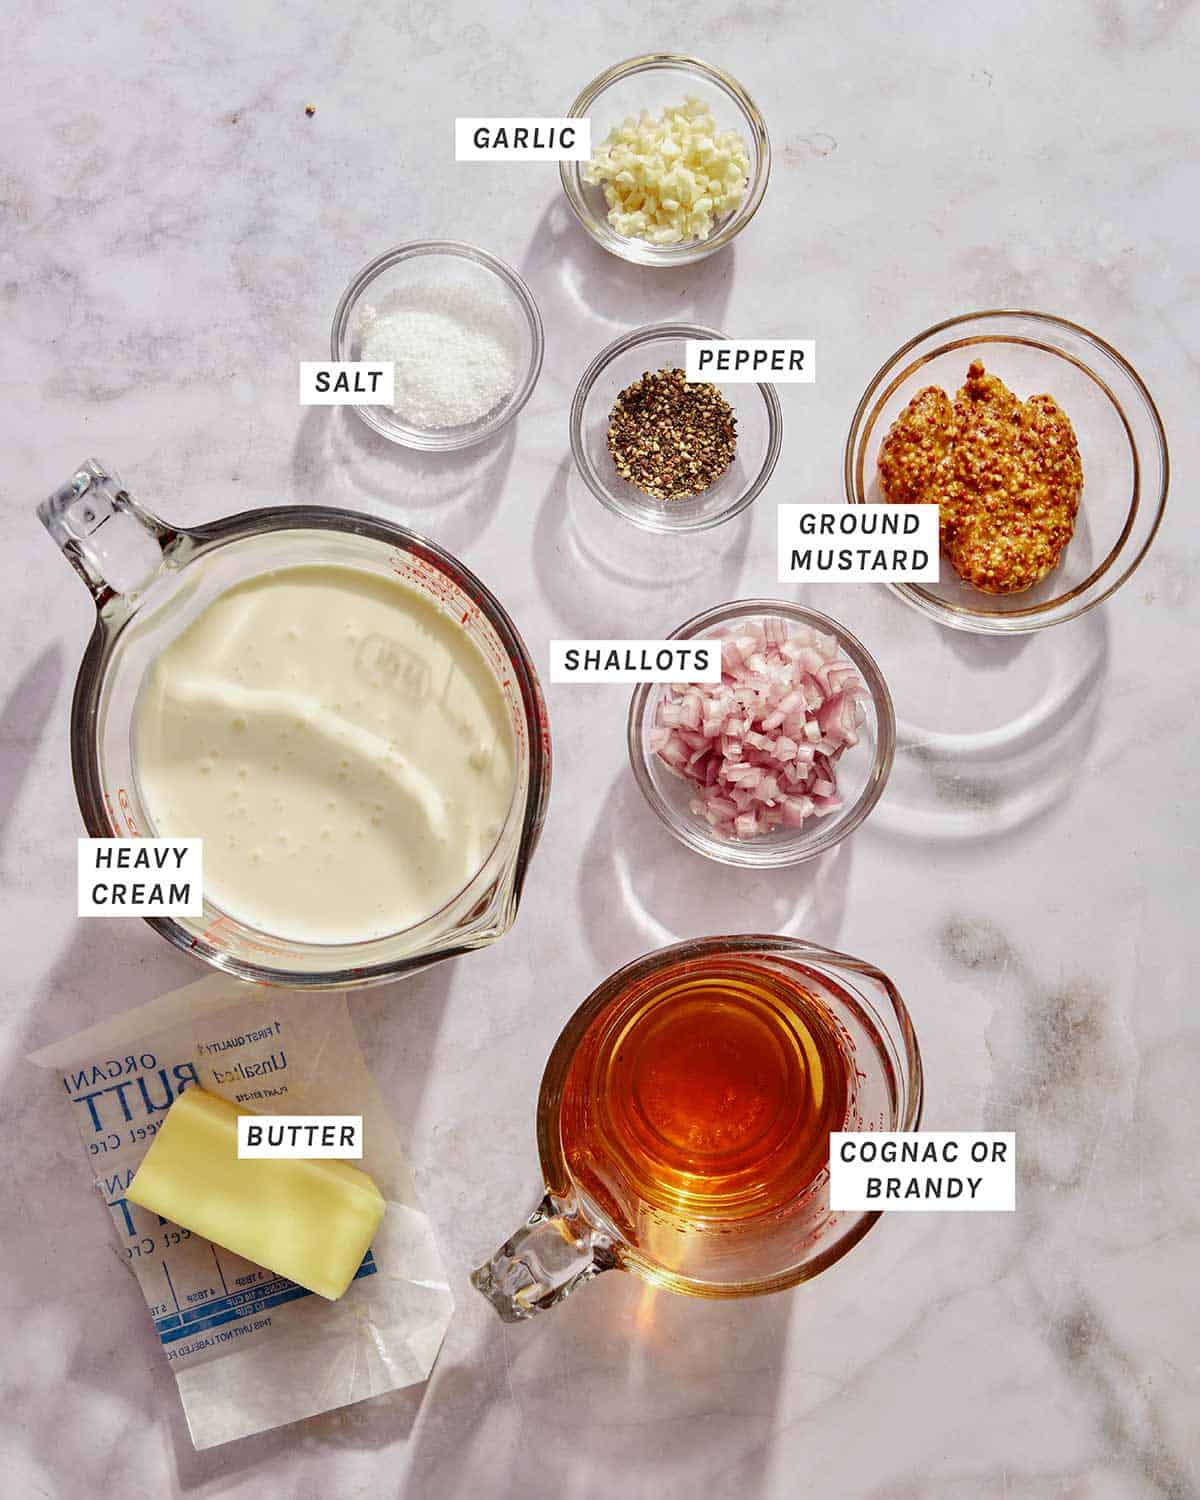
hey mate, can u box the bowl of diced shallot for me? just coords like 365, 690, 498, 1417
627, 600, 895, 866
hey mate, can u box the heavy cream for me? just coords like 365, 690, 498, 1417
132, 563, 517, 944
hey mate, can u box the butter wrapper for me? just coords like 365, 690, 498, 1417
29, 975, 453, 1448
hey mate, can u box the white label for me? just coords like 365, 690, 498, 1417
237, 1114, 364, 1159
298, 362, 395, 406
78, 838, 203, 917
455, 117, 591, 161
549, 640, 722, 684
685, 340, 815, 383
829, 1132, 1015, 1211
778, 504, 940, 582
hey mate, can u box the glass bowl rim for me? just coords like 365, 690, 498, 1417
329, 238, 545, 452
569, 321, 784, 534
843, 307, 1170, 634
559, 52, 772, 266
626, 597, 896, 866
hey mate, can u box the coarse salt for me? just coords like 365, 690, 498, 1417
358, 279, 521, 429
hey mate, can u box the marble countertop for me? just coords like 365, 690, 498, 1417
3, 2, 1198, 1495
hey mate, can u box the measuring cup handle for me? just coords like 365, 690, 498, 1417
470, 1190, 618, 1322
37, 459, 174, 608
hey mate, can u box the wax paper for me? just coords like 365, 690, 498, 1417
30, 974, 453, 1448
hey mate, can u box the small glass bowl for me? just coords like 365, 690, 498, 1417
844, 310, 1169, 633
570, 323, 783, 533
560, 53, 771, 266
330, 240, 544, 451
628, 599, 895, 867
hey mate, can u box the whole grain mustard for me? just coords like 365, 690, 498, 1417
877, 361, 1083, 595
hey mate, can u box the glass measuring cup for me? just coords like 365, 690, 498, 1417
472, 934, 923, 1320
39, 460, 551, 988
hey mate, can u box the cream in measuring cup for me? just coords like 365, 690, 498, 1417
132, 562, 517, 944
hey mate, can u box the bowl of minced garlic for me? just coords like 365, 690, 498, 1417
561, 55, 771, 265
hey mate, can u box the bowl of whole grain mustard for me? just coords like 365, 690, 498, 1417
844, 310, 1169, 633
570, 322, 783, 533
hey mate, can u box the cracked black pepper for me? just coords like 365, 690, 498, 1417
607, 367, 738, 501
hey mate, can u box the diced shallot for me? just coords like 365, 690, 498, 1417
651, 614, 869, 841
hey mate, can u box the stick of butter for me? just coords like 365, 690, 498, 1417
126, 1087, 385, 1301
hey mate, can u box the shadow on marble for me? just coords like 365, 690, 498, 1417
517, 196, 735, 337
532, 455, 752, 636
576, 767, 852, 972
865, 601, 1111, 849
0, 642, 63, 847
404, 1275, 795, 1500
290, 404, 516, 554
348, 960, 457, 1160
941, 624, 1032, 672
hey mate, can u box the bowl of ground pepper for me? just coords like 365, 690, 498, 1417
570, 322, 783, 532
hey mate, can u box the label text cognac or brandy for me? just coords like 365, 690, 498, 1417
830, 1132, 1015, 1211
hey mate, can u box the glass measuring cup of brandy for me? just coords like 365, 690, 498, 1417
39, 460, 551, 988
473, 934, 922, 1319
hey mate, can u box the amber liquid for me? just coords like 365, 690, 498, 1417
559, 955, 853, 1247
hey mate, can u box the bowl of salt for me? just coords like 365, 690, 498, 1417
331, 240, 545, 451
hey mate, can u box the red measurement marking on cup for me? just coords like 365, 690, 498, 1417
236, 932, 291, 959
198, 915, 232, 946
191, 911, 290, 964
117, 787, 140, 836
536, 699, 553, 757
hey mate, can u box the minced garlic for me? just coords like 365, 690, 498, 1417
583, 96, 751, 246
